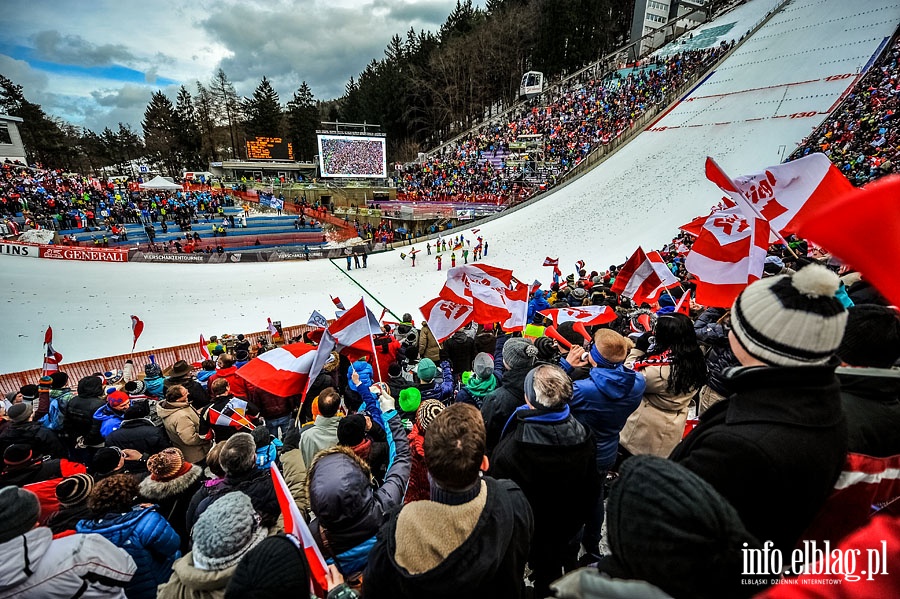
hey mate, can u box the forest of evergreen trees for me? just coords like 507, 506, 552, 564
0, 0, 635, 176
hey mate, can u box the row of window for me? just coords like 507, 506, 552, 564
648, 0, 669, 11
646, 13, 667, 23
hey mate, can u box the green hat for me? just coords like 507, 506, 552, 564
417, 358, 437, 383
398, 387, 422, 413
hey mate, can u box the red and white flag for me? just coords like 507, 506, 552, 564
199, 335, 211, 361
270, 463, 329, 594
420, 296, 474, 343
439, 264, 515, 325
42, 326, 62, 375
267, 318, 278, 337
543, 257, 559, 267
674, 291, 692, 316
130, 315, 144, 352
705, 153, 853, 237
237, 343, 317, 398
685, 206, 771, 308
610, 247, 680, 304
330, 295, 345, 311
303, 299, 382, 396
501, 283, 529, 332
209, 406, 256, 430
539, 305, 617, 327
794, 175, 900, 308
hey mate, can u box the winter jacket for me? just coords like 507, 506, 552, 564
47, 502, 93, 535
387, 372, 413, 399
139, 464, 205, 553
206, 366, 248, 399
156, 398, 211, 464
417, 360, 456, 404
76, 506, 181, 599
404, 423, 429, 503
104, 418, 170, 455
482, 363, 532, 456
619, 347, 699, 458
0, 527, 136, 598
563, 360, 646, 469
837, 366, 900, 457
669, 362, 848, 555
63, 392, 106, 446
281, 447, 309, 513
143, 375, 166, 399
309, 409, 410, 566
455, 373, 500, 409
445, 330, 475, 378
93, 404, 126, 439
300, 415, 341, 467
693, 308, 738, 397
156, 551, 236, 599
0, 421, 66, 459
418, 323, 441, 363
245, 383, 297, 421
0, 457, 83, 489
185, 467, 280, 533
363, 476, 533, 599
41, 387, 74, 432
163, 376, 209, 409
491, 405, 600, 593
527, 290, 551, 322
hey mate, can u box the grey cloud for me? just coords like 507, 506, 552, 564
90, 85, 152, 109
0, 54, 49, 93
32, 30, 136, 67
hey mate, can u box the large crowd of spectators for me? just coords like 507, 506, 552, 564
320, 138, 386, 177
392, 44, 733, 205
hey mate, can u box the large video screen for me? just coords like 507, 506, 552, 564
246, 137, 294, 160
317, 134, 387, 178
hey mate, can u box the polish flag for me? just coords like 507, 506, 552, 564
130, 315, 144, 352
539, 305, 617, 327
209, 406, 256, 430
303, 299, 382, 396
685, 206, 771, 308
270, 463, 329, 594
236, 343, 317, 398
543, 257, 559, 267
794, 175, 900, 308
199, 335, 211, 361
420, 296, 474, 342
610, 247, 680, 304
705, 153, 852, 238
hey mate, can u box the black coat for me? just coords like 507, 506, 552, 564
63, 393, 106, 445
669, 362, 848, 554
837, 366, 900, 457
185, 467, 279, 533
0, 421, 66, 459
444, 330, 475, 377
693, 308, 738, 397
104, 418, 170, 455
481, 365, 530, 456
363, 476, 533, 599
163, 377, 209, 409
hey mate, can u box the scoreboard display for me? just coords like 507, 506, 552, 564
317, 134, 387, 178
246, 137, 294, 160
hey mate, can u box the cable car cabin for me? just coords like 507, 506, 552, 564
520, 71, 544, 99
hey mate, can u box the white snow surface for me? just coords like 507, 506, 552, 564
2, 0, 899, 374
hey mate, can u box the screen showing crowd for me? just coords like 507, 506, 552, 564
317, 135, 387, 178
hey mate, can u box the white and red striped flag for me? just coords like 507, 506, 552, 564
610, 247, 680, 304
705, 153, 852, 237
420, 296, 474, 343
130, 315, 144, 352
42, 326, 62, 375
270, 463, 329, 595
439, 264, 515, 325
267, 318, 278, 337
684, 206, 771, 308
539, 305, 617, 327
236, 343, 317, 398
543, 257, 559, 267
330, 295, 345, 311
674, 291, 692, 316
199, 335, 211, 361
501, 283, 529, 332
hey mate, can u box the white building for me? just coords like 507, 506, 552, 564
0, 114, 26, 164
631, 0, 709, 57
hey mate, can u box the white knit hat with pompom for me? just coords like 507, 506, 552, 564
731, 263, 848, 366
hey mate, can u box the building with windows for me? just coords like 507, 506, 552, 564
0, 115, 26, 164
631, 0, 709, 57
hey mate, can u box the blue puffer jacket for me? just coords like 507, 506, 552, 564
563, 360, 646, 469
144, 375, 166, 399
93, 404, 125, 438
347, 360, 375, 392
527, 290, 551, 321
76, 506, 181, 599
418, 360, 455, 404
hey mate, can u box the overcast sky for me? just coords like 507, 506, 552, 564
0, 0, 485, 134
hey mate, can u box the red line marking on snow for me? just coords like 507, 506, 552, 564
689, 77, 824, 101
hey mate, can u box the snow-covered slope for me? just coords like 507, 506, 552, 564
2, 0, 899, 373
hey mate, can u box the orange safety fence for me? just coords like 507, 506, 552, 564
0, 324, 323, 392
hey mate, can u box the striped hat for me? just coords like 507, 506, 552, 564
56, 473, 94, 506
731, 264, 847, 367
417, 399, 445, 431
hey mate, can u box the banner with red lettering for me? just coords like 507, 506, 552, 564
40, 246, 128, 262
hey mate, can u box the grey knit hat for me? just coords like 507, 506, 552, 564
472, 352, 494, 380
0, 487, 40, 543
731, 264, 847, 367
192, 491, 267, 571
502, 337, 538, 371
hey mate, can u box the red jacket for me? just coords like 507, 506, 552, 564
207, 365, 249, 399
404, 423, 430, 504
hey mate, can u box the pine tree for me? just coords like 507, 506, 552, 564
285, 82, 319, 161
194, 81, 220, 162
209, 69, 242, 158
244, 76, 283, 140
142, 91, 178, 176
174, 85, 203, 169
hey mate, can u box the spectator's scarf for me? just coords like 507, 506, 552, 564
465, 374, 498, 398
633, 349, 674, 371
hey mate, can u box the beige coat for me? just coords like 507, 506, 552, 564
281, 447, 309, 513
418, 323, 442, 363
156, 399, 211, 464
619, 348, 696, 458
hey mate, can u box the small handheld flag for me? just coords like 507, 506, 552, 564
130, 316, 144, 352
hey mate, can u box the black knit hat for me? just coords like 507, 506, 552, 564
49, 371, 69, 389
89, 447, 123, 477
838, 304, 900, 368
338, 414, 367, 447
602, 455, 763, 599
0, 487, 40, 543
731, 264, 847, 366
19, 384, 38, 401
77, 375, 104, 398
224, 534, 310, 598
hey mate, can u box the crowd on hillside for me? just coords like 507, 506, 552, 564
2, 222, 899, 597
392, 44, 733, 205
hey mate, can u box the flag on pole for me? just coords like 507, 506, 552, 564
236, 343, 318, 398
130, 316, 144, 352
199, 335, 211, 361
610, 247, 680, 304
270, 463, 329, 594
539, 306, 617, 327
471, 228, 480, 235
307, 310, 328, 328
575, 260, 585, 272
209, 406, 256, 430
794, 175, 900, 307
439, 264, 515, 324
543, 257, 559, 267
42, 326, 62, 375
421, 296, 475, 342
330, 295, 346, 311
674, 291, 692, 316
705, 153, 853, 237
501, 283, 530, 332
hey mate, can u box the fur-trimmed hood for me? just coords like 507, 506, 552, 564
139, 464, 204, 501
